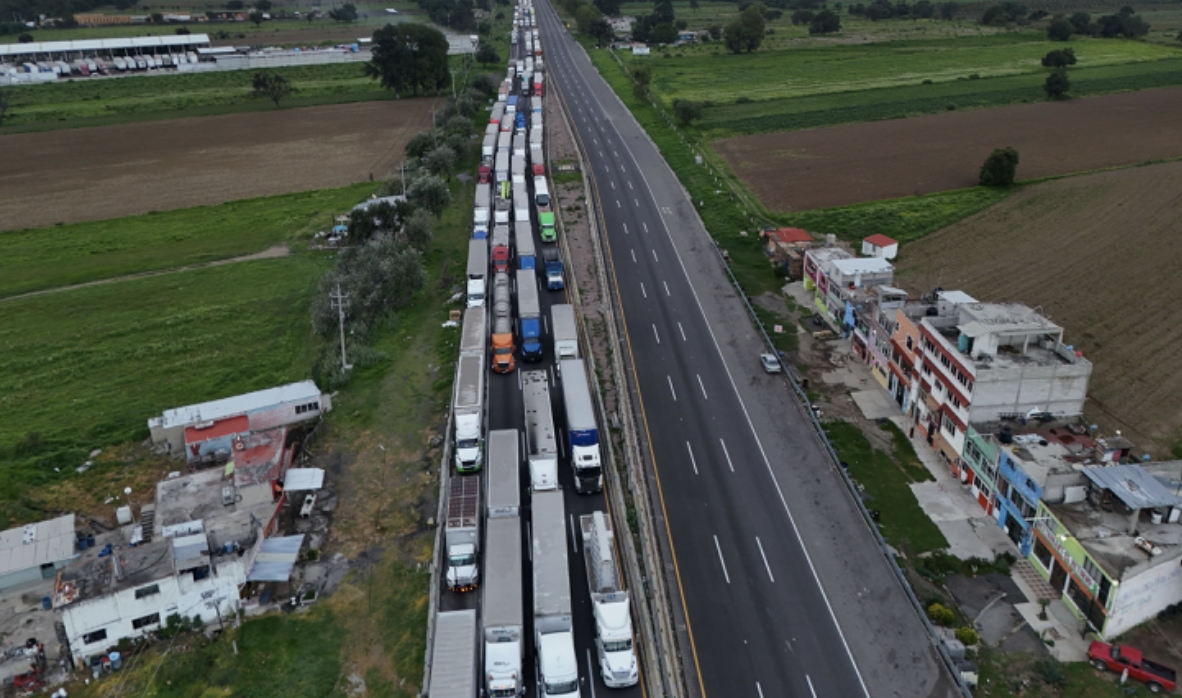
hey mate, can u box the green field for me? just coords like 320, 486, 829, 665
0, 184, 375, 298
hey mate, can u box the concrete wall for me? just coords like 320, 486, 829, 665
969, 362, 1091, 422
1107, 552, 1182, 638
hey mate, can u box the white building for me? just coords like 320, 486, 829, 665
0, 515, 77, 591
861, 234, 899, 260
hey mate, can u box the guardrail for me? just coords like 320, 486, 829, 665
420, 408, 455, 695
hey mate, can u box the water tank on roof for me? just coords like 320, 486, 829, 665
999, 425, 1014, 444
926, 306, 939, 316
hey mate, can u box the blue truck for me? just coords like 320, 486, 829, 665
516, 269, 543, 361
542, 247, 564, 290
559, 359, 603, 494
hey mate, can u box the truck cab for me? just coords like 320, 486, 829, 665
594, 600, 638, 688
454, 414, 483, 472
446, 541, 478, 591
537, 633, 580, 697
539, 212, 556, 242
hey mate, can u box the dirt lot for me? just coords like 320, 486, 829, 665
894, 161, 1182, 457
714, 87, 1182, 213
0, 99, 437, 231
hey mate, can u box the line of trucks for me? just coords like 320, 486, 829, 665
429, 15, 637, 694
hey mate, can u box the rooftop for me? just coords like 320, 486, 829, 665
958, 303, 1062, 339
863, 234, 898, 247
155, 469, 275, 550
829, 257, 894, 278
767, 228, 813, 245
0, 515, 76, 577
806, 246, 853, 268
0, 34, 209, 58
155, 380, 321, 431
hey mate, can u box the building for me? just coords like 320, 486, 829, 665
764, 227, 813, 277
0, 515, 77, 592
861, 234, 899, 260
1031, 462, 1182, 639
608, 16, 634, 33
148, 380, 330, 460
910, 303, 1092, 464
882, 291, 976, 413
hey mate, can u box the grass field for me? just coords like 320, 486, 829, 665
0, 183, 375, 298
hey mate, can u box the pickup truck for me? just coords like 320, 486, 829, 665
1089, 641, 1177, 694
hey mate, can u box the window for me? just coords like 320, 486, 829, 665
135, 584, 160, 599
1034, 539, 1054, 571
132, 613, 161, 630
952, 396, 961, 409
295, 401, 321, 415
1067, 577, 1091, 612
1082, 557, 1102, 585
941, 414, 958, 437
906, 336, 914, 351
83, 630, 108, 645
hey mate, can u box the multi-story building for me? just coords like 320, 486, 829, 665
910, 302, 1092, 465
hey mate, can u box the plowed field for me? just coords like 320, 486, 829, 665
0, 99, 437, 231
894, 161, 1182, 456
715, 87, 1182, 213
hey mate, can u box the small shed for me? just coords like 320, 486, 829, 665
764, 228, 813, 262
861, 234, 898, 260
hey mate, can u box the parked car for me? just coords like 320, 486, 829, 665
760, 353, 782, 374
1089, 642, 1177, 694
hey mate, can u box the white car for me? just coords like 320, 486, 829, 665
760, 353, 782, 374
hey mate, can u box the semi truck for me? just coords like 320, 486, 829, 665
534, 177, 550, 207
492, 225, 511, 274
428, 610, 478, 698
474, 185, 491, 239
532, 490, 580, 698
539, 212, 556, 242
491, 272, 515, 374
506, 94, 518, 114
491, 102, 505, 125
445, 473, 481, 592
516, 221, 536, 271
467, 239, 488, 307
496, 151, 510, 184
514, 188, 531, 224
530, 129, 544, 161
453, 353, 485, 472
534, 72, 545, 97
559, 359, 603, 493
495, 191, 512, 226
522, 371, 559, 491
517, 269, 542, 361
551, 305, 579, 360
484, 517, 524, 697
486, 429, 520, 519
498, 130, 513, 154
542, 247, 564, 290
580, 511, 639, 688
482, 133, 496, 159
460, 306, 487, 364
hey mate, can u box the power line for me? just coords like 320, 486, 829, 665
328, 284, 352, 372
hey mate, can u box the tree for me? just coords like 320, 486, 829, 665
254, 0, 271, 9
629, 63, 651, 99
150, 11, 164, 23
576, 3, 602, 35
707, 24, 721, 39
475, 43, 500, 65
1067, 11, 1090, 33
672, 98, 704, 125
471, 72, 497, 95
406, 132, 435, 159
652, 0, 675, 24
979, 147, 1018, 186
911, 0, 933, 19
650, 21, 677, 43
16, 32, 32, 43
423, 144, 457, 176
366, 23, 451, 97
790, 8, 814, 24
0, 89, 9, 127
1040, 47, 1076, 67
1177, 29, 1182, 43
403, 208, 433, 249
937, 1, 956, 19
594, 0, 621, 15
1045, 16, 1071, 40
690, 0, 699, 11
329, 3, 359, 22
675, 18, 687, 30
724, 4, 765, 53
176, 25, 191, 34
809, 9, 841, 33
251, 72, 294, 107
1043, 67, 1069, 99
311, 235, 426, 341
1027, 9, 1047, 20
226, 0, 243, 8
249, 10, 264, 26
980, 1, 1023, 25
407, 174, 452, 217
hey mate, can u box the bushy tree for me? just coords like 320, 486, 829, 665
407, 173, 452, 217
809, 9, 841, 33
227, 0, 244, 8
911, 0, 933, 19
979, 147, 1019, 186
366, 23, 451, 97
475, 43, 500, 65
1068, 11, 1090, 33
251, 73, 293, 107
724, 4, 766, 53
0, 89, 9, 126
707, 24, 721, 39
403, 208, 433, 249
980, 1, 1024, 25
1043, 67, 1069, 99
1041, 47, 1076, 67
329, 3, 358, 22
249, 10, 264, 26
936, 1, 956, 19
672, 98, 704, 125
1046, 16, 1071, 40
575, 2, 602, 35
311, 236, 426, 339
589, 17, 614, 45
629, 63, 651, 99
423, 144, 457, 176
594, 0, 620, 15
406, 132, 435, 159
790, 8, 814, 24
470, 72, 497, 95
254, 0, 272, 9
650, 21, 677, 43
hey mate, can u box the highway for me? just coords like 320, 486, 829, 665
533, 3, 960, 698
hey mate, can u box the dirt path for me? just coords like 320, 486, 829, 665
0, 243, 290, 303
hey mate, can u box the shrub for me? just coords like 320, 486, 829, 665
927, 602, 956, 626
955, 626, 979, 646
979, 147, 1019, 186
1036, 657, 1066, 686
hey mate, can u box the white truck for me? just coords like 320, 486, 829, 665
534, 177, 550, 208
498, 129, 513, 154
428, 610, 478, 698
486, 429, 520, 519
446, 472, 481, 591
522, 371, 559, 490
580, 512, 639, 687
532, 490, 581, 698
453, 353, 485, 473
514, 188, 531, 224
484, 517, 524, 696
467, 239, 488, 308
551, 305, 579, 360
482, 133, 496, 159
474, 185, 491, 239
460, 306, 487, 363
530, 128, 544, 159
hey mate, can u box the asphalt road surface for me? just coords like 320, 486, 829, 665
532, 3, 961, 698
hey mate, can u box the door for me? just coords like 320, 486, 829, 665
1049, 561, 1068, 597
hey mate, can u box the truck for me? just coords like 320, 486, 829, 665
515, 111, 526, 133
534, 177, 550, 208
534, 72, 545, 97
460, 306, 487, 363
428, 610, 478, 698
498, 81, 509, 102
506, 94, 518, 114
516, 222, 536, 271
531, 112, 543, 132
498, 130, 512, 154
532, 490, 581, 698
559, 359, 603, 493
551, 305, 579, 360
514, 188, 531, 224
467, 239, 488, 307
501, 113, 514, 132
491, 272, 515, 374
513, 136, 527, 160
490, 102, 505, 125
479, 156, 492, 185
542, 247, 564, 290
530, 129, 544, 158
539, 212, 557, 242
495, 191, 512, 226
486, 429, 520, 519
511, 153, 526, 179
520, 72, 531, 96
446, 473, 481, 591
1089, 642, 1176, 694
483, 517, 524, 697
522, 371, 559, 491
474, 185, 491, 239
496, 151, 510, 184
580, 512, 639, 688
492, 225, 511, 274
453, 353, 485, 472
517, 269, 542, 362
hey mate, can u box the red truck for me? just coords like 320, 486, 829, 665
1089, 641, 1177, 694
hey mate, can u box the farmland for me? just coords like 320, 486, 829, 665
893, 161, 1182, 457
0, 99, 435, 230
714, 86, 1182, 212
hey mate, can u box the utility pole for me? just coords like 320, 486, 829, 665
330, 284, 352, 372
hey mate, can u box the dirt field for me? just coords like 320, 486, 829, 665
0, 99, 437, 231
894, 161, 1182, 457
714, 87, 1182, 213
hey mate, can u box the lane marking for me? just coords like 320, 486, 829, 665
686, 442, 699, 475
610, 180, 615, 189
517, 370, 523, 391
667, 376, 676, 401
642, 222, 648, 233
678, 322, 686, 341
756, 536, 774, 582
652, 249, 659, 262
631, 249, 637, 263
720, 439, 735, 472
634, 198, 640, 206
807, 675, 818, 698
526, 523, 532, 561
713, 535, 730, 584
586, 650, 598, 698
664, 281, 671, 296
697, 374, 708, 400
653, 325, 660, 344
616, 199, 621, 208
756, 683, 764, 698
623, 223, 628, 234
640, 282, 647, 298
628, 181, 634, 190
